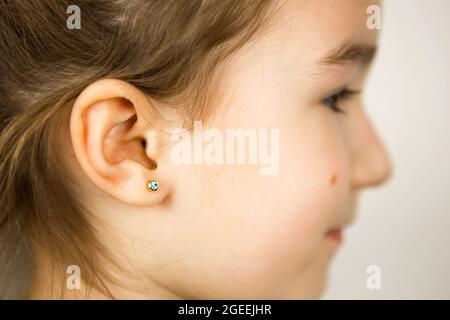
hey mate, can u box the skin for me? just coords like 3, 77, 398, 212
33, 0, 391, 299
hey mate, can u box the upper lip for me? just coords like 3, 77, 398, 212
328, 216, 356, 232
327, 199, 358, 232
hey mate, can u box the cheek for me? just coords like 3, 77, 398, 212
164, 109, 352, 296
237, 133, 351, 275
196, 148, 350, 286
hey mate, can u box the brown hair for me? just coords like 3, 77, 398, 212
0, 0, 275, 298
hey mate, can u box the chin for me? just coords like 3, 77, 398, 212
277, 270, 329, 300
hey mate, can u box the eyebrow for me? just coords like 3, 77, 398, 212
320, 42, 377, 66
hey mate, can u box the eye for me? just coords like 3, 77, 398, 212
322, 88, 360, 114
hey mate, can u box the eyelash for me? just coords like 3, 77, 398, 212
322, 88, 360, 114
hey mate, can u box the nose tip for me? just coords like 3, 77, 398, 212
352, 139, 393, 189
370, 150, 393, 187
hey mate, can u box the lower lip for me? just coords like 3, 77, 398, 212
326, 229, 343, 244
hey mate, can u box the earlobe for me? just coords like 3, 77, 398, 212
69, 79, 171, 207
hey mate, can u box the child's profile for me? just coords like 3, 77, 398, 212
0, 0, 392, 299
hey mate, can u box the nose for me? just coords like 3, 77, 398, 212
350, 110, 393, 189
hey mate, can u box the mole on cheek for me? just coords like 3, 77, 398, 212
330, 174, 338, 186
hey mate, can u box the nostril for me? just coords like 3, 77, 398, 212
141, 139, 147, 148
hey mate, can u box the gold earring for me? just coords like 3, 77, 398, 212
146, 180, 159, 192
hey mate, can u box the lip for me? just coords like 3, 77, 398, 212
325, 229, 343, 244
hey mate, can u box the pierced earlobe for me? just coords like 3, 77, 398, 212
146, 180, 159, 192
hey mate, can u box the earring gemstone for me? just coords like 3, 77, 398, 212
147, 180, 159, 192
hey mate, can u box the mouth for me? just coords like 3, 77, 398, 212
325, 228, 343, 244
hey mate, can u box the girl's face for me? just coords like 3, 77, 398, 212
75, 0, 391, 299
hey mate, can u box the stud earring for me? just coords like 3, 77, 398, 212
146, 180, 159, 192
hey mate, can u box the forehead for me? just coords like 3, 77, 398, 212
264, 0, 379, 59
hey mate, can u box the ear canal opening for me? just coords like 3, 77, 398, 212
140, 138, 157, 170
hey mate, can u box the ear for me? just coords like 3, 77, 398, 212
70, 79, 171, 206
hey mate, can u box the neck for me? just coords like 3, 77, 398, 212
26, 250, 182, 299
